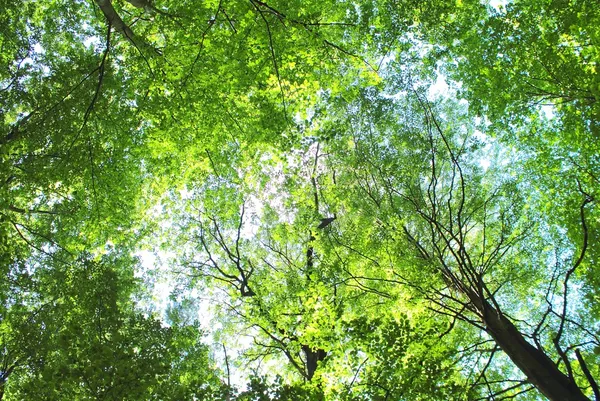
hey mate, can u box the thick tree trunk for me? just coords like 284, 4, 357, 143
476, 296, 590, 401
302, 345, 326, 380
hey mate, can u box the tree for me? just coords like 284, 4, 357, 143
172, 169, 335, 383
162, 138, 475, 399
316, 89, 599, 400
0, 249, 225, 400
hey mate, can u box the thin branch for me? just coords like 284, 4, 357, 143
554, 185, 592, 375
205, 149, 221, 177
345, 357, 369, 396
222, 343, 231, 388
62, 22, 112, 167
575, 349, 600, 401
182, 0, 221, 85
248, 0, 289, 121
472, 345, 499, 389
7, 205, 59, 216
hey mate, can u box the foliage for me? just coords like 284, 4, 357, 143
1, 0, 599, 400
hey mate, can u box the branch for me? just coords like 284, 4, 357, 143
554, 185, 592, 374
250, 0, 289, 121
61, 20, 112, 167
472, 345, 499, 389
222, 343, 231, 388
249, 0, 377, 71
182, 0, 220, 85
255, 324, 307, 379
575, 349, 600, 401
473, 381, 533, 401
345, 357, 369, 395
94, 0, 141, 47
94, 0, 160, 72
7, 205, 59, 216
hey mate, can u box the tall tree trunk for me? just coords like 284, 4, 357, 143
473, 293, 590, 401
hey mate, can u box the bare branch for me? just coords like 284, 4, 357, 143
575, 349, 600, 400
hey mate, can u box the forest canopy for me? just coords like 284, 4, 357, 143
1, 0, 599, 400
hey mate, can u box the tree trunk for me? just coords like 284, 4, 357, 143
476, 296, 590, 401
302, 345, 326, 380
